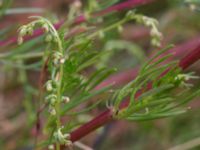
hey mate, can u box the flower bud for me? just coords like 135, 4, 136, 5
50, 98, 56, 106
151, 38, 160, 47
150, 28, 158, 37
125, 11, 134, 20
53, 127, 70, 144
52, 52, 63, 66
45, 94, 57, 105
48, 106, 56, 115
46, 81, 53, 92
19, 28, 27, 37
59, 58, 65, 64
62, 96, 70, 103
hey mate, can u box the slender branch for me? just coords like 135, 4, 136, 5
0, 0, 156, 47
61, 44, 200, 148
0, 20, 64, 47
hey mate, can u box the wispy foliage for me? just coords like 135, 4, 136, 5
112, 46, 200, 121
0, 1, 197, 149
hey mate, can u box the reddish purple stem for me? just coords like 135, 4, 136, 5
70, 109, 112, 142
93, 0, 156, 16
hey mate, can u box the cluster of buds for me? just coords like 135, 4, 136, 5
45, 80, 70, 115
44, 33, 59, 43
52, 51, 66, 67
175, 73, 199, 88
45, 94, 57, 105
45, 80, 58, 115
18, 24, 34, 45
18, 16, 60, 45
48, 106, 56, 116
45, 94, 57, 115
53, 126, 72, 146
140, 16, 162, 47
46, 95, 70, 116
46, 80, 57, 92
125, 11, 162, 47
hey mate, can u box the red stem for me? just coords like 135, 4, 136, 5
92, 0, 156, 17
179, 44, 200, 69
65, 43, 200, 146
70, 109, 112, 142
0, 0, 156, 47
169, 36, 200, 58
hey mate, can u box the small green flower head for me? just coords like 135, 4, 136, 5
45, 94, 57, 105
18, 25, 28, 45
175, 73, 199, 88
52, 52, 65, 66
62, 96, 70, 103
18, 24, 35, 45
48, 106, 56, 115
46, 80, 54, 92
125, 10, 135, 20
53, 127, 71, 145
19, 25, 28, 37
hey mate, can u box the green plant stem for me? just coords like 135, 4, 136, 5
88, 18, 127, 39
36, 16, 64, 150
56, 38, 63, 150
66, 18, 129, 52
